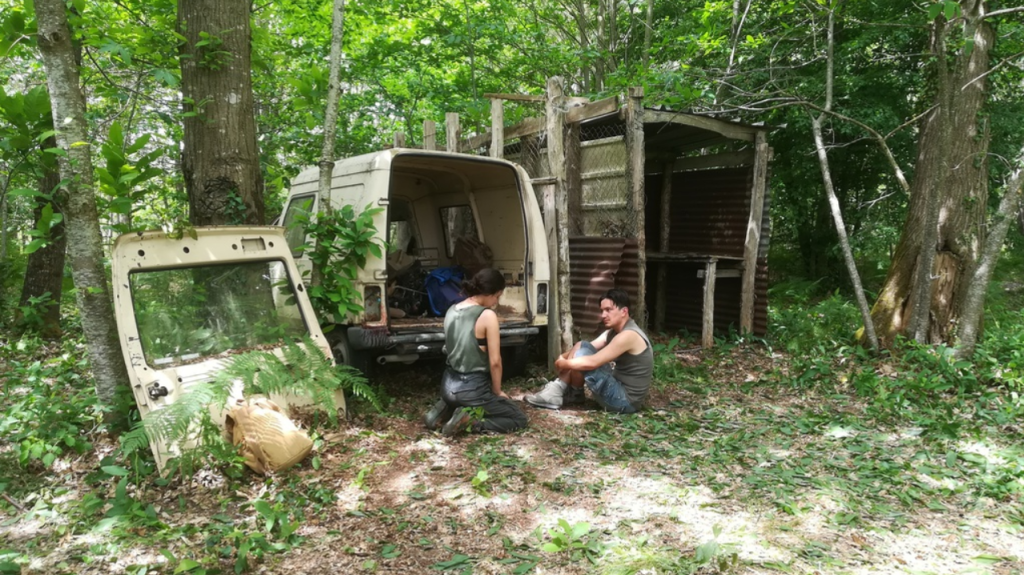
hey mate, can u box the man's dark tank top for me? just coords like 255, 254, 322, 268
606, 319, 654, 406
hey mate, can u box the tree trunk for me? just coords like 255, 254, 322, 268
954, 146, 1024, 359
178, 0, 264, 225
17, 156, 66, 338
33, 0, 130, 408
869, 2, 993, 346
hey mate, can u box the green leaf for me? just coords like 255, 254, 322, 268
927, 3, 942, 19
173, 558, 201, 573
541, 543, 562, 553
102, 465, 130, 477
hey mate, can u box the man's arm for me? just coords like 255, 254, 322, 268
589, 330, 612, 351
559, 330, 639, 372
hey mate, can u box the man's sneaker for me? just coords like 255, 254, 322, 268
424, 399, 453, 431
564, 385, 585, 406
441, 407, 473, 437
525, 378, 567, 409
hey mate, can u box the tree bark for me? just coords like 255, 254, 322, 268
17, 154, 66, 338
33, 0, 129, 408
954, 146, 1024, 359
178, 0, 264, 225
869, 1, 993, 346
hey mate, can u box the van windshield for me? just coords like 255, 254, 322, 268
129, 261, 308, 367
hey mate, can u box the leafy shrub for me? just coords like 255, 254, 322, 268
0, 336, 100, 470
768, 287, 862, 354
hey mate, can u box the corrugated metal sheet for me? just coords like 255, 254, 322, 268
668, 167, 752, 257
567, 237, 640, 338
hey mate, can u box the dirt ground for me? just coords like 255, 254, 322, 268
3, 343, 1022, 574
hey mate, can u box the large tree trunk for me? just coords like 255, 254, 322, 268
16, 156, 66, 337
33, 0, 130, 407
869, 2, 993, 346
178, 0, 264, 225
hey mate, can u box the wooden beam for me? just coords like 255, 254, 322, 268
482, 92, 546, 102
445, 112, 460, 153
565, 95, 619, 124
625, 86, 647, 327
422, 120, 436, 150
490, 99, 504, 159
645, 109, 756, 142
698, 268, 741, 278
393, 132, 406, 148
541, 182, 561, 368
671, 150, 755, 172
740, 131, 769, 333
547, 76, 573, 354
702, 260, 717, 349
654, 161, 673, 332
462, 116, 546, 152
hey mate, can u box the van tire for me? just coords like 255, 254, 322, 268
333, 332, 369, 375
501, 344, 529, 379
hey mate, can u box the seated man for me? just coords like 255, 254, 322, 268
525, 289, 652, 413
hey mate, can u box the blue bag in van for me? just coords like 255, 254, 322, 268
424, 267, 467, 316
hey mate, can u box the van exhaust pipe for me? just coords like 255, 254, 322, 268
377, 354, 419, 365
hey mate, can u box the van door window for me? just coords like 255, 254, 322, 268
440, 205, 477, 257
282, 194, 315, 256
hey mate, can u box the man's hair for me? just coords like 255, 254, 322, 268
601, 289, 630, 313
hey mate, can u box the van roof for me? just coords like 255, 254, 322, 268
289, 148, 522, 188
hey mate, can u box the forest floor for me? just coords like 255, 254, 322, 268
2, 339, 1023, 575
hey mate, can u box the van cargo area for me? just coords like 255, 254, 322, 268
281, 150, 550, 371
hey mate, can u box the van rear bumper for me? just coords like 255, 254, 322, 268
347, 326, 539, 350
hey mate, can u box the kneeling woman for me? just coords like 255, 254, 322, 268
424, 268, 528, 436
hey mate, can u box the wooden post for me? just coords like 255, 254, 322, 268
740, 130, 769, 333
445, 112, 460, 153
702, 259, 717, 349
423, 120, 436, 150
490, 99, 504, 159
654, 161, 673, 332
546, 76, 573, 354
624, 86, 646, 326
542, 183, 560, 369
566, 123, 583, 236
393, 132, 406, 148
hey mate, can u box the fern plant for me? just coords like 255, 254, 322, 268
120, 336, 380, 465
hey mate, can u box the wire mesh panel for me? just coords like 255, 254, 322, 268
566, 123, 638, 238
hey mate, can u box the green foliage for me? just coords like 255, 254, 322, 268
540, 519, 605, 563
297, 204, 384, 323
95, 121, 165, 234
0, 336, 99, 472
120, 337, 380, 467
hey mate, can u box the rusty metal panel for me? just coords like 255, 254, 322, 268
567, 237, 640, 338
667, 167, 752, 258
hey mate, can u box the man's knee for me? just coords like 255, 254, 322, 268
573, 341, 598, 358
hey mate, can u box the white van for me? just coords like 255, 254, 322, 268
279, 149, 550, 374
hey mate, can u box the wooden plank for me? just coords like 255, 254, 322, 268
423, 120, 436, 150
546, 76, 573, 354
506, 116, 546, 140
672, 150, 755, 172
565, 95, 619, 124
646, 251, 744, 262
483, 92, 546, 102
393, 132, 406, 148
625, 86, 646, 327
654, 161, 673, 332
490, 99, 504, 159
698, 268, 741, 278
445, 112, 460, 153
702, 260, 717, 349
645, 109, 756, 142
740, 130, 769, 333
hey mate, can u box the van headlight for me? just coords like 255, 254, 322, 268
537, 283, 548, 314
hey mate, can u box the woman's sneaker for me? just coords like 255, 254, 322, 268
424, 399, 454, 431
525, 379, 567, 409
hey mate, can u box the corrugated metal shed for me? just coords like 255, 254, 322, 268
567, 237, 641, 338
